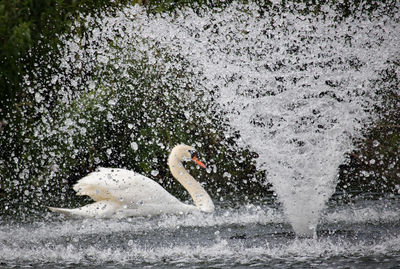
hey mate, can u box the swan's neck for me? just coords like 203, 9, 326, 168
167, 157, 214, 213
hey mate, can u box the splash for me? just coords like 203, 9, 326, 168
1, 201, 400, 267
129, 3, 399, 235
19, 2, 400, 236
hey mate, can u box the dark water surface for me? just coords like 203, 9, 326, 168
1, 197, 399, 268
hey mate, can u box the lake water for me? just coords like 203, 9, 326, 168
1, 196, 399, 268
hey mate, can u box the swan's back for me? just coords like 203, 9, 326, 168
74, 167, 182, 207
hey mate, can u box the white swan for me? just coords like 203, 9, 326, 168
49, 144, 214, 218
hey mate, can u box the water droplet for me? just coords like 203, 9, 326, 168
88, 81, 95, 90
223, 172, 231, 179
130, 142, 138, 151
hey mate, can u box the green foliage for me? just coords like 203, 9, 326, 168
0, 0, 136, 114
0, 0, 399, 218
0, 17, 267, 218
0, 0, 145, 216
337, 61, 400, 196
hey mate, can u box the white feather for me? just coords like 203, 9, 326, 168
49, 145, 214, 218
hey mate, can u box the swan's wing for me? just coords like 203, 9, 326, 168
49, 201, 120, 218
73, 167, 179, 206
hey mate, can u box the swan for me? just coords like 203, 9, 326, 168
49, 144, 214, 218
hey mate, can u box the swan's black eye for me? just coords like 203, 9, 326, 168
190, 150, 198, 159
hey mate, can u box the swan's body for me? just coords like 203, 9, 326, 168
49, 145, 214, 218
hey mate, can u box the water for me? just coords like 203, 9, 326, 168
156, 3, 400, 236
1, 197, 400, 268
2, 1, 400, 267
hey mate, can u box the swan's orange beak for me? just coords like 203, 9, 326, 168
192, 155, 206, 168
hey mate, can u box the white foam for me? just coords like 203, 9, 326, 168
323, 203, 400, 224
1, 229, 400, 266
2, 201, 400, 265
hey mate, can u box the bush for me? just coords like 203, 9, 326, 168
0, 7, 266, 218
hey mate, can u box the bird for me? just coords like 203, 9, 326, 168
48, 144, 214, 218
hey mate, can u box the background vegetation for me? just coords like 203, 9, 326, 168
0, 0, 399, 218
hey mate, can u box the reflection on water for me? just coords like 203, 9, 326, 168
1, 197, 399, 268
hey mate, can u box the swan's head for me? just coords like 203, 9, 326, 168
168, 144, 206, 168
